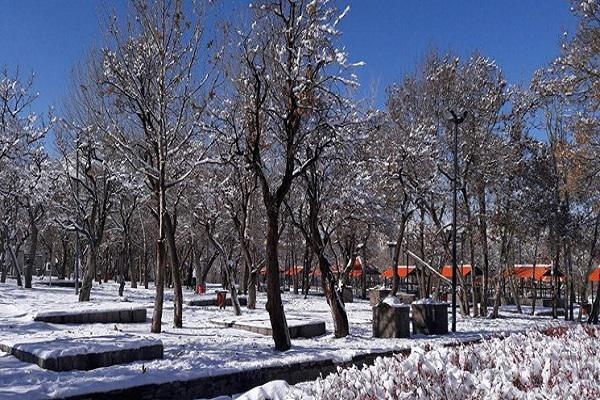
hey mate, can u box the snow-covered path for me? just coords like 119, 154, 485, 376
0, 280, 554, 399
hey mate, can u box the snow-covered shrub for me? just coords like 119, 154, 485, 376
286, 324, 600, 400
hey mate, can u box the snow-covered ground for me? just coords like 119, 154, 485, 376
0, 279, 557, 399
237, 324, 600, 400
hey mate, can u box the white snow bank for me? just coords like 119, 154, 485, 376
236, 380, 290, 400
412, 297, 448, 305
381, 296, 409, 307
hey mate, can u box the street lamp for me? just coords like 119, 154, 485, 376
447, 109, 467, 333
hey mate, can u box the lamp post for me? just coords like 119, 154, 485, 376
448, 109, 467, 333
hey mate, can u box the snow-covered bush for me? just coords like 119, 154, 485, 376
285, 324, 600, 400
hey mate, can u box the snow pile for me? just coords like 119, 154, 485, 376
412, 297, 447, 305
286, 324, 600, 400
236, 380, 290, 400
382, 296, 409, 307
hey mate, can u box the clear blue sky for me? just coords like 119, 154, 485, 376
0, 0, 576, 115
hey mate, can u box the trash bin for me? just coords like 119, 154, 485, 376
373, 297, 410, 338
196, 283, 206, 294
216, 291, 227, 309
411, 300, 449, 335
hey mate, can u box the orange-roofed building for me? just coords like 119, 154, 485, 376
589, 267, 600, 282
382, 266, 416, 279
440, 264, 479, 279
510, 264, 559, 282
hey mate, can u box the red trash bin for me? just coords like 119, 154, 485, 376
196, 283, 206, 294
216, 291, 227, 309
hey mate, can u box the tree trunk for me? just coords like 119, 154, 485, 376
79, 244, 97, 302
0, 249, 6, 283
130, 238, 138, 289
151, 161, 167, 333
164, 212, 183, 328
224, 260, 242, 316
391, 210, 409, 296
248, 270, 257, 309
320, 255, 349, 337
24, 211, 39, 289
264, 209, 291, 351
477, 186, 490, 316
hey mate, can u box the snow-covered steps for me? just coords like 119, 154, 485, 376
186, 295, 248, 307
212, 316, 326, 339
33, 304, 147, 324
0, 334, 163, 371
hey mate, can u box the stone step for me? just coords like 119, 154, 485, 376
212, 317, 326, 339
0, 335, 163, 371
33, 306, 147, 324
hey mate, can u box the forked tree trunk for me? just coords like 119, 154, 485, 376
224, 260, 242, 316
3, 223, 22, 287
319, 256, 349, 337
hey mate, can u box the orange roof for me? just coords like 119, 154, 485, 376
382, 266, 416, 279
312, 257, 372, 277
589, 267, 600, 283
510, 264, 552, 281
441, 265, 473, 278
284, 266, 304, 277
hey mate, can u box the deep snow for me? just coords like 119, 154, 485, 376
0, 279, 557, 399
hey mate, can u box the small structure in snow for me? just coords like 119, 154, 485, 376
372, 298, 410, 338
212, 316, 326, 339
33, 305, 147, 324
411, 299, 448, 335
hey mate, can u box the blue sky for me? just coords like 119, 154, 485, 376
0, 0, 576, 115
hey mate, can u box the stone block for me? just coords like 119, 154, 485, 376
372, 302, 410, 338
296, 321, 326, 338
397, 292, 416, 304
1, 336, 163, 372
369, 289, 390, 306
131, 308, 147, 322
411, 302, 448, 335
33, 307, 147, 324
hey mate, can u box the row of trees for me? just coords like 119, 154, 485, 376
1, 0, 598, 351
